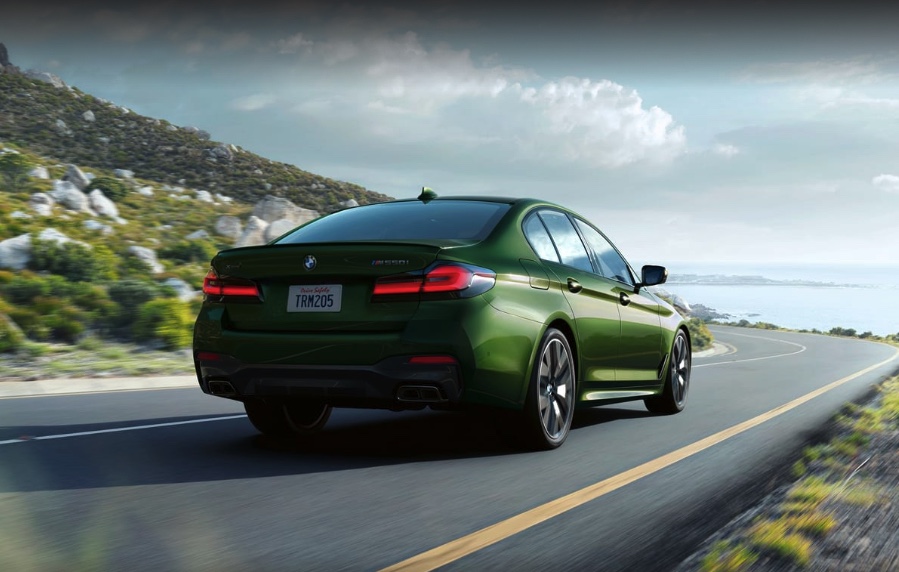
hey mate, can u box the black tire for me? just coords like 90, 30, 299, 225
244, 400, 332, 438
645, 329, 691, 414
519, 327, 576, 450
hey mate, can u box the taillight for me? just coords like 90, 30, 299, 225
203, 269, 261, 299
372, 263, 495, 299
408, 355, 458, 365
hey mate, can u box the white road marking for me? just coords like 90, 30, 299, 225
694, 332, 806, 368
0, 415, 247, 446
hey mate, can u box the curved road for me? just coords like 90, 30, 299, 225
1, 326, 897, 571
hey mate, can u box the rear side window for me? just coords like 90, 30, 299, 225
523, 214, 560, 262
275, 200, 510, 243
537, 210, 593, 273
575, 219, 635, 286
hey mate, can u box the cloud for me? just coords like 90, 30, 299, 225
872, 174, 899, 193
283, 32, 685, 168
231, 93, 277, 111
740, 56, 889, 85
712, 143, 739, 157
739, 56, 899, 111
517, 78, 686, 167
275, 33, 314, 54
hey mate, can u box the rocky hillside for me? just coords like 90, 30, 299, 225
0, 43, 391, 212
0, 42, 396, 354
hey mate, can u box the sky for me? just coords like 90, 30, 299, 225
2, 0, 898, 266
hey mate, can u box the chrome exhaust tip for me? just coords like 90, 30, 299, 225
396, 385, 447, 403
208, 380, 238, 397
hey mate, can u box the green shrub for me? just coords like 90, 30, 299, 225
29, 239, 118, 282
686, 317, 713, 351
105, 279, 169, 332
0, 152, 33, 192
134, 298, 193, 349
0, 312, 26, 353
829, 327, 857, 337
1, 274, 51, 304
7, 306, 49, 340
33, 296, 88, 343
159, 239, 218, 264
107, 279, 166, 309
86, 176, 129, 201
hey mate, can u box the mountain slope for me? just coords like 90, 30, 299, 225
0, 60, 391, 212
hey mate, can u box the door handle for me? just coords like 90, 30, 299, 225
567, 278, 582, 293
619, 292, 631, 306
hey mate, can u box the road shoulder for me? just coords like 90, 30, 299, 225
0, 375, 196, 398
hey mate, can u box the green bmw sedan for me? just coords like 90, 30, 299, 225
193, 190, 691, 450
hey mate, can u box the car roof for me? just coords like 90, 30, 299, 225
380, 195, 562, 209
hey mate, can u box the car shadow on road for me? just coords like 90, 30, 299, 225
0, 406, 654, 492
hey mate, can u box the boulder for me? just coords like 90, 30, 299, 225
39, 228, 82, 247
114, 169, 134, 179
84, 220, 113, 235
215, 216, 242, 239
234, 216, 268, 247
252, 195, 319, 224
29, 192, 54, 216
186, 230, 209, 240
26, 70, 66, 88
207, 144, 233, 161
82, 110, 95, 122
50, 180, 92, 213
88, 189, 124, 222
62, 164, 91, 190
127, 246, 164, 274
10, 211, 30, 219
138, 186, 154, 197
194, 190, 214, 203
162, 278, 197, 302
340, 199, 359, 208
265, 219, 299, 241
0, 234, 32, 270
29, 166, 49, 179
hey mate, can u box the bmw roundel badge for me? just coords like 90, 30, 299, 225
303, 255, 317, 271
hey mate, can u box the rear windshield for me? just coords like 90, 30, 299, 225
274, 200, 510, 244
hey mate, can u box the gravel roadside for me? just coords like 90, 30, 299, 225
675, 376, 899, 572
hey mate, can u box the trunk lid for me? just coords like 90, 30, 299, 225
210, 242, 446, 333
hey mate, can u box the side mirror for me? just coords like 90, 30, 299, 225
638, 265, 668, 290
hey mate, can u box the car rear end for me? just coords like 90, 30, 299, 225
193, 197, 519, 410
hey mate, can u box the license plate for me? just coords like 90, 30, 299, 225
287, 285, 342, 312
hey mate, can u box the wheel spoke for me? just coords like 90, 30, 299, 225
534, 333, 575, 443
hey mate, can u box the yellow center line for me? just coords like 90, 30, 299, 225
381, 347, 899, 572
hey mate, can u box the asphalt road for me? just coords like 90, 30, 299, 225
1, 326, 897, 571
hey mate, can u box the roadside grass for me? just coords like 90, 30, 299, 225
700, 541, 758, 572
0, 340, 194, 380
698, 374, 898, 572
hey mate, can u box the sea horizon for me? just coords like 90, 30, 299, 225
639, 261, 899, 337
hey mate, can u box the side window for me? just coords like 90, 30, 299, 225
538, 211, 594, 273
575, 219, 634, 286
523, 214, 560, 262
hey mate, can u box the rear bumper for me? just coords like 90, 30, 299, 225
194, 353, 463, 410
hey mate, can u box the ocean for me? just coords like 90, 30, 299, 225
645, 262, 899, 337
